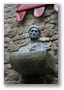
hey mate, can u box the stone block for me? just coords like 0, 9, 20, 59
10, 51, 55, 75
50, 35, 58, 41
4, 37, 10, 43
42, 29, 55, 37
45, 24, 54, 29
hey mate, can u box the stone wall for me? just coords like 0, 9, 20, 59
4, 4, 58, 84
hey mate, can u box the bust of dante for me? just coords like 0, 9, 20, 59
19, 25, 50, 53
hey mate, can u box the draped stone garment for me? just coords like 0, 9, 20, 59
19, 42, 50, 53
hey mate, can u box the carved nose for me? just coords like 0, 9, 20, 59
33, 33, 35, 36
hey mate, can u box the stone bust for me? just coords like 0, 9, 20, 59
19, 25, 50, 53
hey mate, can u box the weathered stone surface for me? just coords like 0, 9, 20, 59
14, 40, 23, 45
12, 35, 22, 41
26, 14, 34, 20
45, 9, 54, 13
8, 18, 16, 23
44, 9, 54, 16
4, 69, 10, 76
23, 33, 28, 38
48, 20, 58, 24
54, 24, 57, 29
54, 46, 58, 55
17, 27, 23, 35
5, 29, 17, 38
4, 43, 9, 48
4, 60, 9, 64
54, 30, 58, 34
45, 17, 51, 22
53, 40, 58, 46
48, 50, 54, 57
4, 24, 10, 30
10, 51, 55, 75
45, 24, 54, 29
12, 33, 28, 41
50, 35, 58, 41
23, 26, 31, 33
4, 81, 12, 84
4, 37, 10, 43
4, 5, 16, 13
23, 19, 34, 26
50, 13, 58, 20
19, 42, 28, 48
54, 55, 58, 63
4, 64, 11, 69
14, 39, 29, 48
42, 29, 55, 37
39, 37, 50, 41
46, 42, 52, 47
4, 72, 20, 81
6, 12, 16, 18
9, 44, 19, 52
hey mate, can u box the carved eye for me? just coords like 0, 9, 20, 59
35, 30, 38, 32
31, 30, 34, 32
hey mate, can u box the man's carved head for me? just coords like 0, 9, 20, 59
28, 25, 41, 40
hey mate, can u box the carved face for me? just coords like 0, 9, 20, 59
28, 27, 40, 40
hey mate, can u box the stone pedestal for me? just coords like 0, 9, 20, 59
10, 51, 55, 76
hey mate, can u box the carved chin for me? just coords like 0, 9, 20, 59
30, 37, 39, 40
29, 36, 39, 39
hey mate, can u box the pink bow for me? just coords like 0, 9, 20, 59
16, 4, 58, 21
